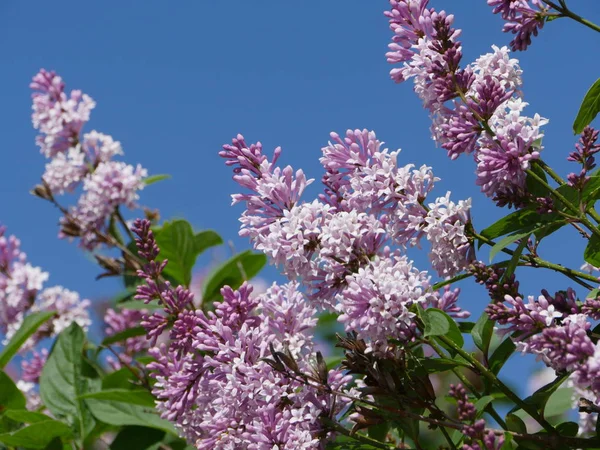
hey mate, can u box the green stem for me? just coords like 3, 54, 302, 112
320, 418, 397, 449
542, 0, 600, 34
432, 272, 473, 290
473, 230, 599, 286
538, 159, 600, 227
526, 168, 600, 240
537, 160, 565, 185
426, 338, 508, 431
439, 425, 458, 450
436, 334, 555, 434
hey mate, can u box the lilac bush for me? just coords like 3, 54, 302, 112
2, 1, 600, 449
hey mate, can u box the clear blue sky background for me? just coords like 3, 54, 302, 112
1, 1, 599, 396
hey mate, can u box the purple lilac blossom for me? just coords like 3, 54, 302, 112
132, 219, 349, 449
568, 126, 600, 191
385, 2, 548, 206
487, 0, 548, 51
221, 130, 473, 351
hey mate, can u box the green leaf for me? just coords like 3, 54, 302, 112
101, 327, 146, 347
420, 357, 469, 373
472, 312, 494, 356
367, 422, 389, 442
39, 323, 96, 440
555, 421, 579, 437
581, 174, 600, 205
101, 368, 138, 390
488, 338, 516, 375
587, 288, 600, 299
109, 426, 165, 450
143, 174, 171, 186
422, 308, 464, 348
526, 163, 550, 198
573, 78, 600, 134
544, 387, 574, 418
480, 209, 540, 245
489, 230, 533, 263
0, 371, 26, 410
202, 250, 267, 302
554, 184, 580, 213
473, 395, 495, 419
150, 221, 222, 288
84, 398, 178, 435
0, 311, 55, 368
509, 373, 569, 417
0, 420, 73, 449
194, 230, 223, 255
506, 414, 527, 434
79, 389, 155, 408
153, 219, 199, 286
3, 410, 53, 424
584, 234, 600, 267
502, 237, 528, 281
458, 321, 475, 333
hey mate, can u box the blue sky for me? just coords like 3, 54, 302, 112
1, 1, 600, 394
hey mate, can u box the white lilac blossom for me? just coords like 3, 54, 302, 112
131, 220, 350, 449
335, 252, 434, 352
221, 129, 473, 350
424, 194, 473, 277
31, 70, 148, 250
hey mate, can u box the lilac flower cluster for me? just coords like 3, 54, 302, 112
487, 288, 600, 407
385, 1, 548, 207
221, 130, 472, 352
0, 225, 90, 345
31, 70, 147, 250
488, 0, 548, 51
131, 219, 350, 449
568, 126, 600, 191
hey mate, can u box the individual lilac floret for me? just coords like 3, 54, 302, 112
336, 251, 434, 353
149, 281, 351, 449
488, 0, 548, 51
31, 69, 96, 157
